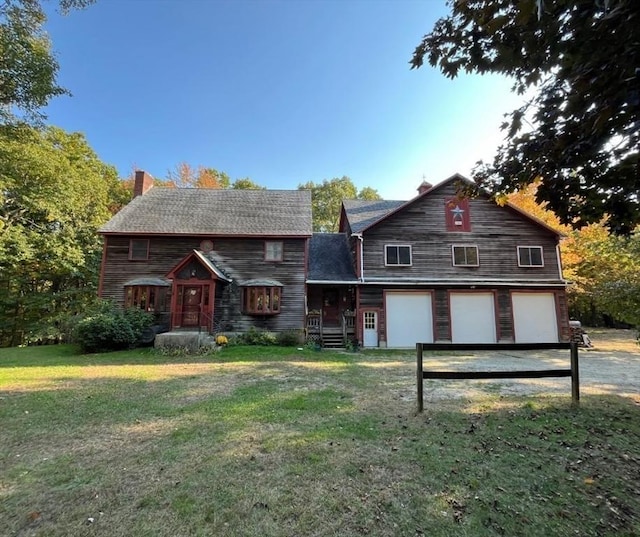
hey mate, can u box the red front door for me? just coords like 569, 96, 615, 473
182, 286, 202, 327
322, 289, 340, 326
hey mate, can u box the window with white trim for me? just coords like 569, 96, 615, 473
385, 245, 412, 266
518, 246, 544, 267
264, 241, 283, 262
452, 245, 479, 267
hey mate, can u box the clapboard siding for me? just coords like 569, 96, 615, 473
361, 182, 562, 281
497, 289, 514, 342
434, 289, 450, 341
556, 290, 570, 342
359, 287, 383, 308
101, 235, 307, 331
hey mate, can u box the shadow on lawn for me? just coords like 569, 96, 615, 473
0, 344, 359, 368
1, 378, 638, 537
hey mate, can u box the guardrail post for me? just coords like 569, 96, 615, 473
416, 343, 424, 413
570, 342, 580, 406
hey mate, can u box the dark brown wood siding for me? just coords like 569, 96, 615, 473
497, 288, 514, 342
434, 289, 450, 341
556, 289, 570, 342
101, 235, 307, 332
361, 182, 563, 282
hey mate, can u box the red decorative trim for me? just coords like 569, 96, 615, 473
445, 197, 471, 232
97, 238, 108, 297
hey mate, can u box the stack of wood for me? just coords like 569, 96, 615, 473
569, 320, 593, 348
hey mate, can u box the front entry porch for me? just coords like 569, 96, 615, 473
306, 285, 356, 348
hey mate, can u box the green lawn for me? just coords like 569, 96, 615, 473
0, 344, 638, 536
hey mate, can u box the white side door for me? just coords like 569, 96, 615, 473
362, 311, 378, 348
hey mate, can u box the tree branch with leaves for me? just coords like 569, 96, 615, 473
0, 0, 95, 123
412, 0, 640, 234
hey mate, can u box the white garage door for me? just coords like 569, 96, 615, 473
386, 292, 433, 348
512, 292, 559, 343
450, 292, 497, 343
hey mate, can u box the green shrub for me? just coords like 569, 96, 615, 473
75, 304, 154, 353
237, 327, 277, 346
277, 329, 304, 346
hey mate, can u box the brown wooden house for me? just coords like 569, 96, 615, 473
100, 171, 568, 348
319, 174, 570, 348
98, 171, 312, 335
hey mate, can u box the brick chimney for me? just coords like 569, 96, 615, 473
134, 170, 154, 197
417, 180, 432, 195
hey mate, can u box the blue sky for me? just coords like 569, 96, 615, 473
44, 0, 524, 201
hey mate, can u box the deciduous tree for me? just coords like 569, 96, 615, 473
507, 182, 640, 328
298, 177, 381, 232
0, 0, 95, 123
412, 0, 640, 234
231, 177, 265, 190
0, 124, 128, 345
165, 163, 231, 189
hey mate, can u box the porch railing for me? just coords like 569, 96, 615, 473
342, 311, 355, 344
306, 311, 356, 347
306, 312, 323, 344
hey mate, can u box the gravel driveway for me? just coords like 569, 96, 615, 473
419, 329, 640, 402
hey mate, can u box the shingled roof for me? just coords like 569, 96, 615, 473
307, 233, 358, 282
341, 199, 406, 233
100, 188, 313, 236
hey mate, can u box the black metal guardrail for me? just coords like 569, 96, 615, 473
416, 342, 579, 412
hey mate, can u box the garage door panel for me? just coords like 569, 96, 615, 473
450, 292, 497, 343
512, 292, 558, 343
386, 292, 433, 348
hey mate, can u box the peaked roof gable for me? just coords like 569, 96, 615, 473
166, 250, 232, 282
100, 188, 313, 236
342, 173, 563, 237
340, 199, 405, 233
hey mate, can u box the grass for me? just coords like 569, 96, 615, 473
0, 341, 639, 536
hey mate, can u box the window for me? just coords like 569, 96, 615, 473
265, 241, 283, 262
125, 285, 168, 312
452, 245, 479, 266
129, 239, 149, 261
364, 311, 376, 330
385, 245, 412, 266
243, 286, 281, 315
518, 246, 544, 267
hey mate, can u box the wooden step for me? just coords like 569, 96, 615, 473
322, 333, 344, 348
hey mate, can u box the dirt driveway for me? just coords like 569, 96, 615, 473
418, 328, 640, 402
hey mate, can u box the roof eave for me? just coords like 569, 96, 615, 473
99, 231, 313, 238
